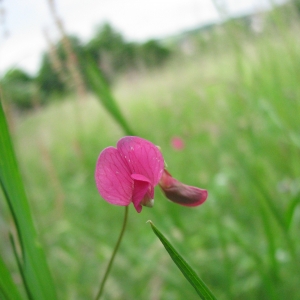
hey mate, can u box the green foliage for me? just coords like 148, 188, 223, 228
139, 39, 171, 68
86, 23, 171, 80
84, 55, 134, 135
36, 35, 85, 99
11, 23, 172, 107
0, 100, 57, 299
292, 0, 300, 14
149, 221, 217, 300
36, 53, 66, 97
0, 254, 23, 300
3, 68, 32, 83
86, 23, 131, 74
1, 69, 36, 109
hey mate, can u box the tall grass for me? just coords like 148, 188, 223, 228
1, 6, 300, 300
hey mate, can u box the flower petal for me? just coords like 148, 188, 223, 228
95, 147, 133, 206
159, 169, 208, 207
117, 136, 164, 185
131, 174, 151, 213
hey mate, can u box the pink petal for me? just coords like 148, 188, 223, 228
159, 169, 208, 207
95, 147, 133, 206
117, 136, 164, 186
131, 174, 151, 213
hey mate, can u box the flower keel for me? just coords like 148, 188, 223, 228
131, 174, 152, 213
159, 169, 208, 207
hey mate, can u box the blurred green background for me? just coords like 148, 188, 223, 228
1, 1, 300, 299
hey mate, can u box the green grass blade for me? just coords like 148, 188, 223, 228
0, 253, 24, 300
213, 210, 233, 299
148, 221, 217, 300
237, 155, 285, 230
84, 56, 135, 136
227, 228, 279, 300
285, 193, 300, 230
0, 100, 57, 300
237, 155, 297, 260
9, 233, 33, 300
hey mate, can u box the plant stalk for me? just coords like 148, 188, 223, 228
95, 205, 129, 300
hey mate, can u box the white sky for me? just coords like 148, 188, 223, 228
0, 0, 281, 75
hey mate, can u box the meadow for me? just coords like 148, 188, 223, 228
1, 7, 300, 300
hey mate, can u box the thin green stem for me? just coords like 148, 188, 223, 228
95, 206, 129, 300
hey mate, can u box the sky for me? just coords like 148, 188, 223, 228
0, 0, 283, 75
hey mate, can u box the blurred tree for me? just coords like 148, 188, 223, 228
2, 23, 173, 110
85, 23, 133, 81
138, 39, 171, 68
292, 0, 300, 14
86, 24, 172, 80
1, 68, 37, 109
36, 35, 85, 99
36, 53, 66, 97
87, 23, 125, 59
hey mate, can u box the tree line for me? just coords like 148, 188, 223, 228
1, 23, 172, 110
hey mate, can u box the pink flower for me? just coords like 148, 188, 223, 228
171, 136, 185, 150
95, 136, 208, 212
95, 136, 164, 213
159, 169, 208, 207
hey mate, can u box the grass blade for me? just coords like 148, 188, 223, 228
0, 253, 24, 300
285, 193, 300, 230
0, 100, 57, 300
148, 221, 217, 300
227, 227, 279, 300
84, 56, 135, 136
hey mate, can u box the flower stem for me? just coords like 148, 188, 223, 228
95, 206, 129, 300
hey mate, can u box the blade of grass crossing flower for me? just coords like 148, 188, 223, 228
0, 254, 24, 300
0, 100, 57, 300
148, 221, 217, 300
84, 56, 135, 136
